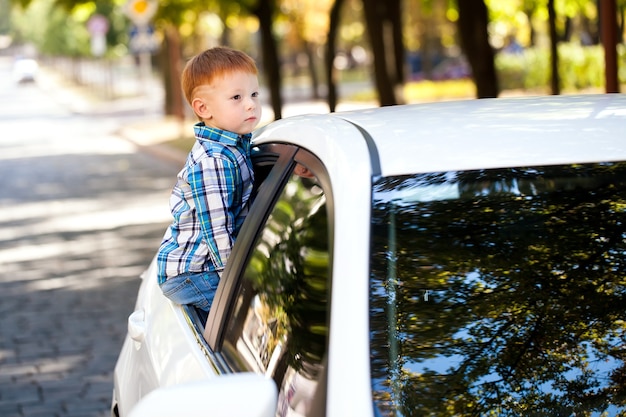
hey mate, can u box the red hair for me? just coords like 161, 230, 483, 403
181, 46, 258, 106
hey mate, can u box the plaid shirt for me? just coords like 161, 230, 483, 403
157, 123, 254, 284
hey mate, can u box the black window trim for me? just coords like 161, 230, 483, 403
204, 143, 298, 353
203, 142, 336, 377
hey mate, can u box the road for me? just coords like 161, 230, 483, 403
0, 56, 180, 417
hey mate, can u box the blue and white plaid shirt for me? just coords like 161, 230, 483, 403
157, 123, 254, 284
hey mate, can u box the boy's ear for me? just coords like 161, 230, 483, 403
192, 98, 211, 119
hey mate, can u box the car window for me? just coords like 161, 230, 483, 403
221, 157, 330, 417
370, 161, 626, 416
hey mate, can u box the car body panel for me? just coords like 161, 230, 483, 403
113, 259, 218, 416
255, 94, 626, 179
128, 374, 277, 417
334, 94, 626, 176
255, 118, 376, 417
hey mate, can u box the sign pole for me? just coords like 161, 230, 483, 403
123, 0, 158, 98
137, 25, 153, 97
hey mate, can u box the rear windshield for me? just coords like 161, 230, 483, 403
370, 162, 626, 416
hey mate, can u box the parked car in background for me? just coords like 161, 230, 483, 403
112, 93, 626, 417
12, 57, 38, 83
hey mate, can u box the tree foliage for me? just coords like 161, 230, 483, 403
4, 0, 624, 114
8, 0, 133, 56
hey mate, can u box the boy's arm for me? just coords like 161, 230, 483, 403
188, 157, 239, 272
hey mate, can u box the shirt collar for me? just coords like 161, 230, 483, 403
194, 122, 252, 146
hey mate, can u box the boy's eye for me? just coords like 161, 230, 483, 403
232, 94, 242, 100
252, 92, 259, 98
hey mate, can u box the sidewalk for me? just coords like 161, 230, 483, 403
115, 98, 377, 166
38, 62, 377, 165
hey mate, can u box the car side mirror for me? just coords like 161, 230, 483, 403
128, 373, 278, 417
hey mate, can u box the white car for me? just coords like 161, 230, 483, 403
112, 94, 626, 417
12, 58, 39, 83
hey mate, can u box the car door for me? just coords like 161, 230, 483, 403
204, 142, 333, 417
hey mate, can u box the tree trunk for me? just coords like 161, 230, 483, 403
600, 0, 619, 93
617, 6, 626, 43
547, 0, 560, 95
456, 0, 499, 98
161, 25, 184, 120
362, 0, 398, 106
254, 0, 283, 120
563, 16, 572, 42
523, 6, 536, 47
325, 0, 343, 112
304, 41, 320, 100
389, 0, 404, 85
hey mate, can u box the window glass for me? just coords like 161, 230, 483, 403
370, 162, 626, 416
222, 163, 329, 417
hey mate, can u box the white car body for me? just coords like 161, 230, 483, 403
112, 94, 626, 417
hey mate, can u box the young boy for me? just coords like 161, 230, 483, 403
157, 46, 261, 312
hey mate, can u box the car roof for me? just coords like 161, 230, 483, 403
334, 94, 626, 176
255, 94, 626, 178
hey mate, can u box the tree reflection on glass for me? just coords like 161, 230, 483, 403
245, 172, 329, 375
370, 162, 626, 417
229, 168, 329, 416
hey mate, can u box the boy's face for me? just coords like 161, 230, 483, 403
192, 71, 261, 135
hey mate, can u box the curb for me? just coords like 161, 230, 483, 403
124, 138, 189, 166
116, 116, 191, 166
117, 128, 189, 166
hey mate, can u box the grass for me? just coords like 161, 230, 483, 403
403, 79, 476, 102
339, 78, 476, 103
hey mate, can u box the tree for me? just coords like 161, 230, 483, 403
361, 0, 405, 106
160, 25, 184, 120
325, 0, 344, 112
548, 0, 561, 94
151, 0, 284, 119
456, 0, 499, 98
0, 0, 13, 36
9, 0, 130, 57
600, 0, 620, 92
249, 0, 284, 119
152, 1, 197, 121
281, 0, 331, 102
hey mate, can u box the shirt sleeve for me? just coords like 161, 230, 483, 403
187, 154, 239, 271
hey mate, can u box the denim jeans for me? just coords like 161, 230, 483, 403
159, 271, 220, 312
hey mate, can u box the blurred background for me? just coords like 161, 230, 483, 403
2, 0, 625, 121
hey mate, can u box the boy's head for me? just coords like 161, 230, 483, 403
181, 47, 261, 134
181, 46, 258, 109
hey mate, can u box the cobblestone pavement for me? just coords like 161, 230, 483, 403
0, 57, 181, 417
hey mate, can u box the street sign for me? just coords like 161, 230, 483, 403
87, 14, 109, 35
129, 25, 158, 54
123, 0, 157, 25
87, 14, 109, 57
